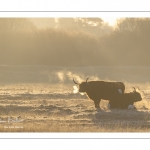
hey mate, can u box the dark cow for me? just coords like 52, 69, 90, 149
73, 78, 125, 109
108, 87, 142, 109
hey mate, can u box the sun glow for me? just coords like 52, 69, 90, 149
101, 17, 119, 26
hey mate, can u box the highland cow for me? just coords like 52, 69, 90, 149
108, 87, 142, 109
73, 78, 125, 108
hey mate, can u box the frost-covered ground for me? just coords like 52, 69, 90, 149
0, 66, 150, 132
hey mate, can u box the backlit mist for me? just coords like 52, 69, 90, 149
1, 18, 150, 66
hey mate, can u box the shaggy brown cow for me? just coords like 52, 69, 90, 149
73, 78, 125, 108
108, 87, 142, 109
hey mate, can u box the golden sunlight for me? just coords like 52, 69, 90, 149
101, 17, 119, 26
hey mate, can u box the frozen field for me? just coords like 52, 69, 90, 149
0, 66, 150, 132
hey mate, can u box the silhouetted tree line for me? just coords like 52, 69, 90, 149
101, 18, 150, 66
0, 18, 150, 66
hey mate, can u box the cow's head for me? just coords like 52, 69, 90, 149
73, 77, 89, 93
132, 87, 142, 102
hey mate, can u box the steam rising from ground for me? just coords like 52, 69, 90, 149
1, 65, 150, 96
0, 65, 150, 122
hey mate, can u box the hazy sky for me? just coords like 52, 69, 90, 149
30, 17, 118, 29
101, 17, 118, 26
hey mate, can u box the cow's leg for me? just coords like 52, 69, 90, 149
97, 99, 100, 108
94, 99, 101, 108
94, 100, 97, 108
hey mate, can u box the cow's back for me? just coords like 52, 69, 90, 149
86, 81, 125, 100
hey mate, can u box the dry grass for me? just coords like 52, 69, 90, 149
1, 121, 150, 132
0, 83, 150, 132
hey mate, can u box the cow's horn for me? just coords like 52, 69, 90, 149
136, 87, 140, 91
86, 77, 89, 83
142, 90, 146, 97
73, 78, 78, 85
133, 87, 136, 92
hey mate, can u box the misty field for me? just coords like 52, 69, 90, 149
2, 18, 150, 132
0, 66, 150, 132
